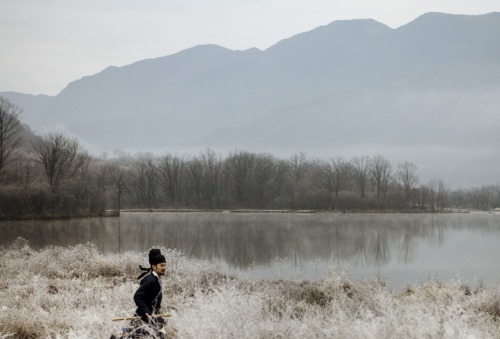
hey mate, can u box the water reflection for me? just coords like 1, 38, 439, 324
1, 212, 499, 288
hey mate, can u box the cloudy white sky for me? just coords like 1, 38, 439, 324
1, 0, 499, 95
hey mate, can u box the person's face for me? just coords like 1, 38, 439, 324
152, 262, 167, 276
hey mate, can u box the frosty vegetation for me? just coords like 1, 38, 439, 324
1, 238, 499, 338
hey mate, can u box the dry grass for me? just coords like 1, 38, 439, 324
0, 238, 499, 338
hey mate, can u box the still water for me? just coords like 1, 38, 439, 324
1, 212, 499, 290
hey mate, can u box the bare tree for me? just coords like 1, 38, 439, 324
318, 160, 335, 210
288, 151, 308, 209
0, 97, 22, 182
396, 161, 419, 206
80, 158, 106, 214
185, 150, 222, 208
288, 151, 308, 184
320, 157, 352, 210
351, 156, 371, 198
200, 149, 222, 208
493, 184, 500, 208
421, 179, 436, 211
109, 162, 129, 211
269, 159, 289, 209
330, 157, 353, 210
251, 153, 276, 208
467, 186, 494, 211
130, 156, 159, 208
370, 155, 392, 200
421, 178, 447, 212
157, 154, 185, 207
32, 133, 88, 193
10, 153, 38, 191
224, 151, 255, 206
186, 156, 204, 207
436, 179, 447, 212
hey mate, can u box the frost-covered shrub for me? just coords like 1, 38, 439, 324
1, 238, 499, 338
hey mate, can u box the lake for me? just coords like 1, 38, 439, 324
1, 212, 499, 290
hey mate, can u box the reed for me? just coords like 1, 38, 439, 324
1, 238, 498, 338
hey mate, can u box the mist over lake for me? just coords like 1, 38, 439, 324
2, 212, 499, 290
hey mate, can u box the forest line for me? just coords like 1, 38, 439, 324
1, 97, 499, 219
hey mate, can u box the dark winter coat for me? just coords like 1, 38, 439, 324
133, 272, 162, 321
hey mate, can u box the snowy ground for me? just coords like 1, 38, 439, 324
0, 238, 499, 338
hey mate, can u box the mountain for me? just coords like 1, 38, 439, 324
0, 92, 53, 131
4, 12, 500, 186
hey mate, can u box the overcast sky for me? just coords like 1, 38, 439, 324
1, 0, 499, 95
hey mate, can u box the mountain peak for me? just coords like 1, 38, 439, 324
327, 18, 391, 30
265, 18, 390, 54
402, 11, 500, 27
395, 11, 500, 42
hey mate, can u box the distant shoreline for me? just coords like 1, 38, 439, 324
119, 208, 472, 214
0, 208, 480, 221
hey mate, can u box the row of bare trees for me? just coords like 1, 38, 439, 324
1, 97, 499, 219
110, 150, 457, 211
0, 133, 107, 219
0, 98, 107, 218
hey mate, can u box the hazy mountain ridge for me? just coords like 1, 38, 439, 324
3, 12, 500, 185
0, 92, 53, 129
194, 12, 500, 148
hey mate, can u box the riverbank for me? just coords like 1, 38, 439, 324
120, 208, 472, 214
0, 207, 475, 221
0, 239, 498, 338
0, 209, 118, 221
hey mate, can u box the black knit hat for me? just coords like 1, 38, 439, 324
149, 249, 166, 266
148, 249, 163, 265
137, 248, 166, 280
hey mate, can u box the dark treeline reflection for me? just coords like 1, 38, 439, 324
1, 212, 499, 271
